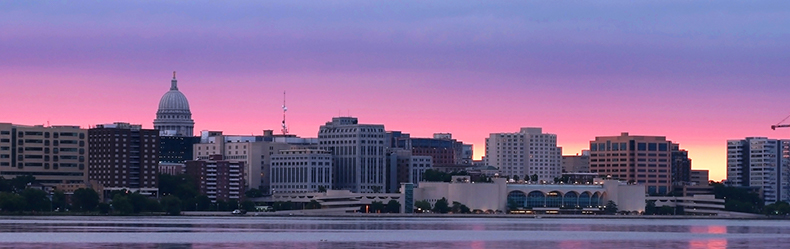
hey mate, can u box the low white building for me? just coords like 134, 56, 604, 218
411, 177, 646, 214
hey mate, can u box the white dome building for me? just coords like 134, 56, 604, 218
153, 72, 194, 137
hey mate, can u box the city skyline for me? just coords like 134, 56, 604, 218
4, 1, 790, 182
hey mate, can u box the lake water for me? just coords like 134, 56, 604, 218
0, 216, 788, 248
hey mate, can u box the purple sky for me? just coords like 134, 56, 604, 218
2, 1, 790, 181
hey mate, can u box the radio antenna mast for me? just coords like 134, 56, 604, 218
281, 91, 289, 135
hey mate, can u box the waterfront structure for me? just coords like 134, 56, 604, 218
413, 176, 646, 214
193, 131, 294, 191
562, 150, 590, 173
270, 149, 333, 193
485, 127, 562, 182
153, 72, 194, 137
185, 155, 245, 202
159, 135, 200, 163
88, 122, 159, 195
589, 132, 688, 195
318, 117, 386, 193
726, 137, 790, 203
0, 123, 88, 185
647, 195, 726, 215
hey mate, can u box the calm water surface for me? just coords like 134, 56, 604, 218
0, 216, 787, 248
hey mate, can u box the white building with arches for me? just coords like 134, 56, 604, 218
412, 177, 645, 214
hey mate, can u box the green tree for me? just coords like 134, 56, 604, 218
129, 193, 149, 213
52, 190, 67, 212
0, 192, 26, 212
385, 200, 400, 213
512, 175, 519, 182
10, 175, 36, 193
432, 198, 450, 214
414, 200, 432, 213
112, 194, 134, 215
161, 195, 182, 215
711, 182, 763, 213
530, 174, 539, 182
196, 195, 211, 211
228, 199, 239, 211
21, 188, 50, 212
147, 198, 163, 212
241, 200, 257, 211
97, 203, 111, 214
305, 200, 322, 210
604, 200, 618, 214
370, 201, 385, 213
644, 200, 657, 215
71, 188, 99, 212
245, 189, 263, 198
451, 201, 471, 214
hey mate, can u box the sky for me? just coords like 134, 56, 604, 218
2, 1, 790, 181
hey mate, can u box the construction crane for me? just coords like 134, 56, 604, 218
772, 113, 790, 130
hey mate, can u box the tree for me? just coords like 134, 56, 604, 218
228, 199, 239, 211
604, 200, 618, 214
21, 188, 50, 212
711, 182, 763, 213
644, 200, 657, 215
306, 200, 322, 210
385, 200, 400, 213
317, 186, 327, 193
414, 200, 432, 213
530, 174, 538, 182
129, 192, 149, 213
52, 190, 67, 212
432, 198, 450, 214
451, 201, 471, 214
245, 189, 263, 198
71, 188, 99, 212
161, 195, 182, 215
764, 201, 790, 215
370, 201, 385, 213
97, 203, 111, 214
195, 195, 211, 211
10, 175, 36, 193
241, 200, 256, 211
112, 194, 134, 215
0, 192, 26, 212
512, 175, 520, 182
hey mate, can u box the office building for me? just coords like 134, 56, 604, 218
485, 127, 562, 182
159, 135, 200, 163
270, 149, 333, 194
727, 137, 790, 203
590, 132, 687, 195
185, 155, 245, 202
562, 150, 591, 173
671, 144, 692, 186
153, 72, 194, 137
318, 117, 386, 193
0, 123, 88, 185
88, 122, 159, 196
690, 169, 709, 186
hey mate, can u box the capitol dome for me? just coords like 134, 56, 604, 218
153, 72, 195, 137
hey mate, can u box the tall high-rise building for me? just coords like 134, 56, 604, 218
318, 117, 386, 193
153, 72, 194, 137
88, 122, 159, 196
159, 136, 200, 163
671, 143, 692, 186
0, 123, 88, 185
589, 132, 687, 195
485, 127, 562, 182
727, 137, 790, 203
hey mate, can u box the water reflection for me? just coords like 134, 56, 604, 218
0, 217, 789, 249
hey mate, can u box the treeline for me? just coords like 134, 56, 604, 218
414, 198, 471, 214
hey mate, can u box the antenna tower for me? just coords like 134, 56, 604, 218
281, 91, 289, 135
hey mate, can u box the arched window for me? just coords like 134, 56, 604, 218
591, 192, 601, 207
546, 191, 562, 208
579, 192, 592, 208
507, 191, 527, 208
563, 191, 579, 208
526, 191, 545, 208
